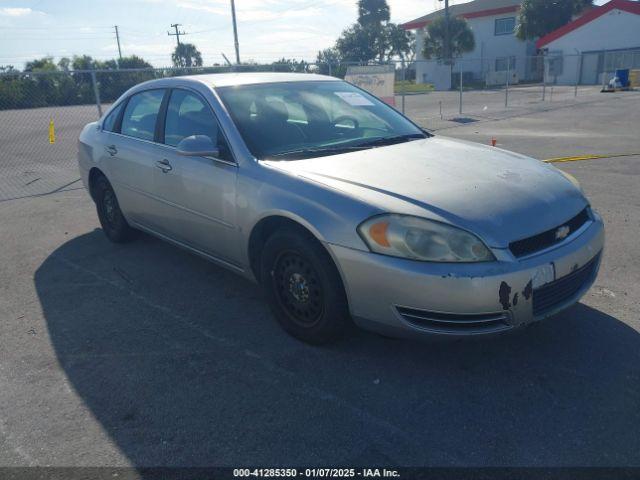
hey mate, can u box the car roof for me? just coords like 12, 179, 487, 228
139, 72, 342, 90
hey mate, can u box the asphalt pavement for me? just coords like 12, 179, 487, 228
0, 90, 639, 469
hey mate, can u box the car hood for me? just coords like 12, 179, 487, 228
262, 136, 588, 248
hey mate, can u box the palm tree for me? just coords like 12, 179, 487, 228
422, 16, 475, 63
172, 43, 203, 68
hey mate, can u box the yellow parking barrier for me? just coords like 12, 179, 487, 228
49, 119, 55, 144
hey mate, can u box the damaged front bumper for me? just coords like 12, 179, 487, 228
328, 212, 605, 337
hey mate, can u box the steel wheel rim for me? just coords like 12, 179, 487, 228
272, 251, 323, 327
102, 189, 118, 227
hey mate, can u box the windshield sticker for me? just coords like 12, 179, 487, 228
334, 91, 374, 106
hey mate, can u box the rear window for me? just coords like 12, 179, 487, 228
102, 102, 124, 132
121, 90, 165, 141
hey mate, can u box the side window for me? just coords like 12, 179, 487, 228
495, 17, 516, 35
164, 89, 231, 159
103, 102, 124, 132
121, 90, 165, 141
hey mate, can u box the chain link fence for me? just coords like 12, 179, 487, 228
1, 51, 638, 201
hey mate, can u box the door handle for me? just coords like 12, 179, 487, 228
105, 145, 118, 156
155, 159, 173, 173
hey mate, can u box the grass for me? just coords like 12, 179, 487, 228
394, 81, 434, 94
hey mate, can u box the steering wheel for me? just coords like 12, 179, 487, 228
333, 115, 360, 130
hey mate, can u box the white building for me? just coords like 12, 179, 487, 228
401, 0, 537, 90
536, 0, 640, 85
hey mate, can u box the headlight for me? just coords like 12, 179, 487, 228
357, 214, 495, 262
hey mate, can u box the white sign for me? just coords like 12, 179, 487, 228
345, 65, 396, 106
333, 91, 374, 106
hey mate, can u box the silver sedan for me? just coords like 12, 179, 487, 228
77, 73, 604, 344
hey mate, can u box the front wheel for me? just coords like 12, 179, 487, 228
260, 228, 350, 344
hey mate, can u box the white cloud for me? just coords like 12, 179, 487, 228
0, 7, 34, 16
255, 30, 331, 43
176, 1, 226, 15
175, 0, 324, 21
238, 7, 323, 22
101, 41, 172, 55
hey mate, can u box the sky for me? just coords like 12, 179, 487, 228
0, 0, 609, 68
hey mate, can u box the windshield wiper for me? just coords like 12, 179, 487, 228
266, 145, 371, 160
265, 133, 428, 160
354, 133, 427, 148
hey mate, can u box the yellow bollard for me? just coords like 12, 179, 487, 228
49, 119, 55, 144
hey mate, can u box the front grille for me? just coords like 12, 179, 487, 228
532, 253, 601, 316
396, 306, 511, 335
509, 208, 591, 258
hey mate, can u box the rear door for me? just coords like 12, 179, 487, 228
104, 89, 168, 228
153, 88, 240, 264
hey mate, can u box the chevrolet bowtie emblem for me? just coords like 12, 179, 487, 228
555, 225, 570, 240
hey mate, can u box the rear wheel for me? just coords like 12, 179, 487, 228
260, 228, 350, 344
94, 176, 134, 243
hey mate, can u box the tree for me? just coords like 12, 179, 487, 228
315, 48, 343, 76
336, 23, 378, 63
358, 0, 390, 26
517, 0, 593, 41
333, 0, 413, 64
58, 57, 71, 72
118, 55, 153, 69
24, 56, 58, 72
422, 16, 475, 62
387, 24, 414, 63
0, 53, 156, 109
71, 54, 97, 71
271, 58, 310, 73
98, 56, 155, 102
172, 43, 203, 68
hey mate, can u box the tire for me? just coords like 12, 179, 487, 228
94, 175, 134, 243
260, 227, 350, 344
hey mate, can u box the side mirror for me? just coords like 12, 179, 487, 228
176, 135, 220, 158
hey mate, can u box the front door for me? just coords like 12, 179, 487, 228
152, 88, 240, 265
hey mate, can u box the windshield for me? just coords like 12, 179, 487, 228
216, 80, 427, 160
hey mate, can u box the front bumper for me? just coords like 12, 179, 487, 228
328, 213, 604, 337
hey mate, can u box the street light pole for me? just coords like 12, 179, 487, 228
230, 0, 241, 64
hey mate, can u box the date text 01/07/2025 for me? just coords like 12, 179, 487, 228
232, 468, 401, 478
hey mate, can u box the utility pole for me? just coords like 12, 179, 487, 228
230, 0, 241, 64
114, 25, 123, 62
168, 23, 187, 47
439, 0, 451, 65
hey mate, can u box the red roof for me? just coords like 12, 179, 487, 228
536, 0, 640, 48
401, 0, 521, 30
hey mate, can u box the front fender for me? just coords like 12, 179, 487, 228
236, 164, 379, 267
